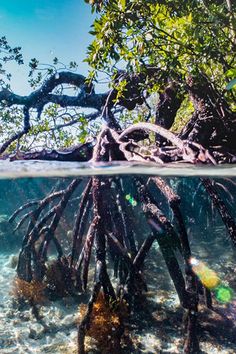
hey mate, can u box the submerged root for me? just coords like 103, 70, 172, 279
44, 257, 73, 300
12, 256, 74, 303
78, 291, 129, 353
11, 127, 236, 353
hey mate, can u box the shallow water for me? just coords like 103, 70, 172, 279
1, 160, 236, 178
1, 161, 236, 353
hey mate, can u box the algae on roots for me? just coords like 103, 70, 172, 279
78, 291, 129, 353
12, 277, 46, 304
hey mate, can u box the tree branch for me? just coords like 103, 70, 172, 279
0, 72, 108, 111
0, 106, 30, 154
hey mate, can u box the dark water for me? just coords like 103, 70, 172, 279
0, 162, 236, 353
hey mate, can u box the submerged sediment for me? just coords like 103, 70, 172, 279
1, 232, 236, 354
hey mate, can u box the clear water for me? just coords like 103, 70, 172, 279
0, 161, 236, 353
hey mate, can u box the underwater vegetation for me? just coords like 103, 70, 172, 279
78, 291, 129, 353
12, 277, 46, 305
12, 257, 75, 303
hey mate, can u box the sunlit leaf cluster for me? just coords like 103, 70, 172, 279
85, 0, 236, 94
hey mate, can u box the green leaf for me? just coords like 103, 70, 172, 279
118, 0, 126, 11
226, 78, 236, 91
226, 69, 236, 78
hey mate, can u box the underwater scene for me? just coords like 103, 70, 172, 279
0, 163, 236, 354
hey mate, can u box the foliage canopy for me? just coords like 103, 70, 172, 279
0, 0, 235, 154
86, 0, 236, 90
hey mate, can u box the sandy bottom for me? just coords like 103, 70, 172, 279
1, 242, 236, 354
0, 254, 78, 354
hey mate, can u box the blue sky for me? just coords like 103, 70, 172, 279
0, 0, 94, 94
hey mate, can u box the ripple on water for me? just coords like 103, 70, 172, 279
0, 160, 236, 178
